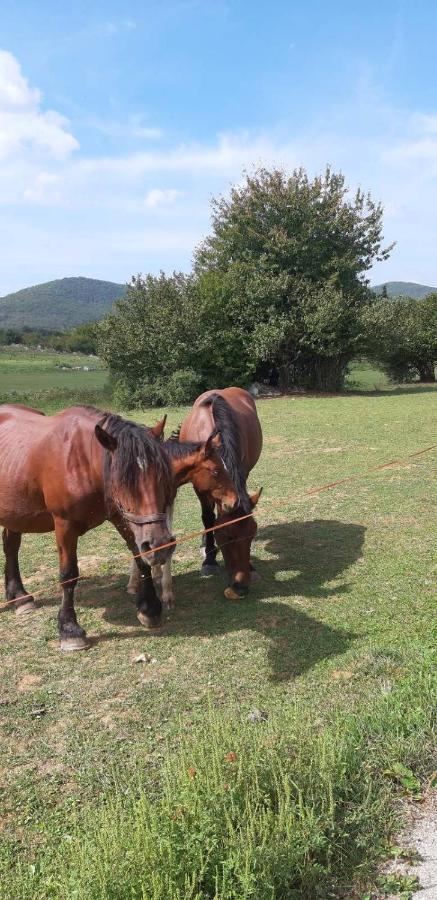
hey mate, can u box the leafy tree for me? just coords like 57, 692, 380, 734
362, 293, 437, 382
99, 273, 221, 406
195, 166, 392, 390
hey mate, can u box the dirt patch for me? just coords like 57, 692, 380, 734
17, 673, 42, 692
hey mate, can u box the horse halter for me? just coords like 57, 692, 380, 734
120, 510, 168, 526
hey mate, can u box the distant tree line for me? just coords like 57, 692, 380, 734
0, 322, 98, 355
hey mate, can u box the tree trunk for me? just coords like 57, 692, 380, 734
418, 362, 436, 383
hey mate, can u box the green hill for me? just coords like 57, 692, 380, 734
0, 277, 127, 330
372, 281, 436, 299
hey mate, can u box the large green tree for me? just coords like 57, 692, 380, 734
195, 166, 392, 390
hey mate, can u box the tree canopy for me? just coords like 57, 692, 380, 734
195, 166, 392, 390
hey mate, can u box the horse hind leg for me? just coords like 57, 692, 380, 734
2, 529, 36, 615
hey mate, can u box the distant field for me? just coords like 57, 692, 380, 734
0, 347, 108, 405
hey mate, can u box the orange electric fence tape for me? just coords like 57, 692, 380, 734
1, 442, 435, 611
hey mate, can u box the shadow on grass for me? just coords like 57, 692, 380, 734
94, 519, 364, 681
2, 520, 364, 682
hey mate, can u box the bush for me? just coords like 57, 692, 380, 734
112, 368, 202, 409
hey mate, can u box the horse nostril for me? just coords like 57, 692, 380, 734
141, 541, 151, 553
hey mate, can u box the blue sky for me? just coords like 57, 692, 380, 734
1, 0, 437, 294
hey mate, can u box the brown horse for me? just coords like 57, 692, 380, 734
179, 387, 263, 598
0, 404, 175, 650
127, 430, 239, 607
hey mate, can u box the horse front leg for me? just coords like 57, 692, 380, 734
111, 517, 163, 629
134, 557, 163, 628
197, 493, 220, 576
54, 518, 88, 652
127, 559, 168, 607
2, 528, 36, 615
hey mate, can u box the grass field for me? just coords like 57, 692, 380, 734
0, 380, 436, 898
0, 347, 108, 408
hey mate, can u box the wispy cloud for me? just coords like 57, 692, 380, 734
101, 19, 137, 36
144, 188, 183, 208
87, 115, 162, 141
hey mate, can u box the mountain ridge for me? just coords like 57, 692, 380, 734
0, 276, 127, 330
371, 281, 436, 299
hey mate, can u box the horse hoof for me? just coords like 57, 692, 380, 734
250, 570, 261, 583
224, 587, 242, 601
15, 599, 37, 615
200, 564, 220, 577
59, 636, 90, 652
137, 611, 163, 630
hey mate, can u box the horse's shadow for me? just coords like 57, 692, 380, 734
80, 518, 366, 682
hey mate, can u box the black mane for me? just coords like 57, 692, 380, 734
163, 439, 203, 460
200, 394, 251, 513
96, 411, 173, 505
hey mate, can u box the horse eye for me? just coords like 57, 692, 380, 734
213, 470, 220, 477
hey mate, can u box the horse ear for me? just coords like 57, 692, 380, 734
249, 488, 263, 508
95, 424, 117, 452
150, 414, 167, 439
203, 430, 221, 458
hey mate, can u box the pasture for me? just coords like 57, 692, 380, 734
0, 347, 108, 409
0, 384, 436, 898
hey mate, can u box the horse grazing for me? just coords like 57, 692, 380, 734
127, 430, 239, 608
0, 404, 175, 650
179, 387, 263, 598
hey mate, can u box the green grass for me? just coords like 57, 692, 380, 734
0, 346, 109, 409
345, 359, 391, 391
0, 375, 436, 897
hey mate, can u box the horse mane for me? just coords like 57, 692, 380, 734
199, 394, 251, 513
163, 438, 203, 461
96, 411, 173, 505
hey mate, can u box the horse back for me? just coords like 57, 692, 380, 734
181, 387, 262, 474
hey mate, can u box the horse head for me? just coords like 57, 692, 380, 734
166, 431, 238, 512
95, 417, 175, 566
214, 488, 262, 597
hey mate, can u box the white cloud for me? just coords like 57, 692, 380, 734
0, 50, 78, 161
144, 188, 183, 208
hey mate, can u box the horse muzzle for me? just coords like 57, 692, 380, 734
122, 511, 174, 565
139, 536, 175, 566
